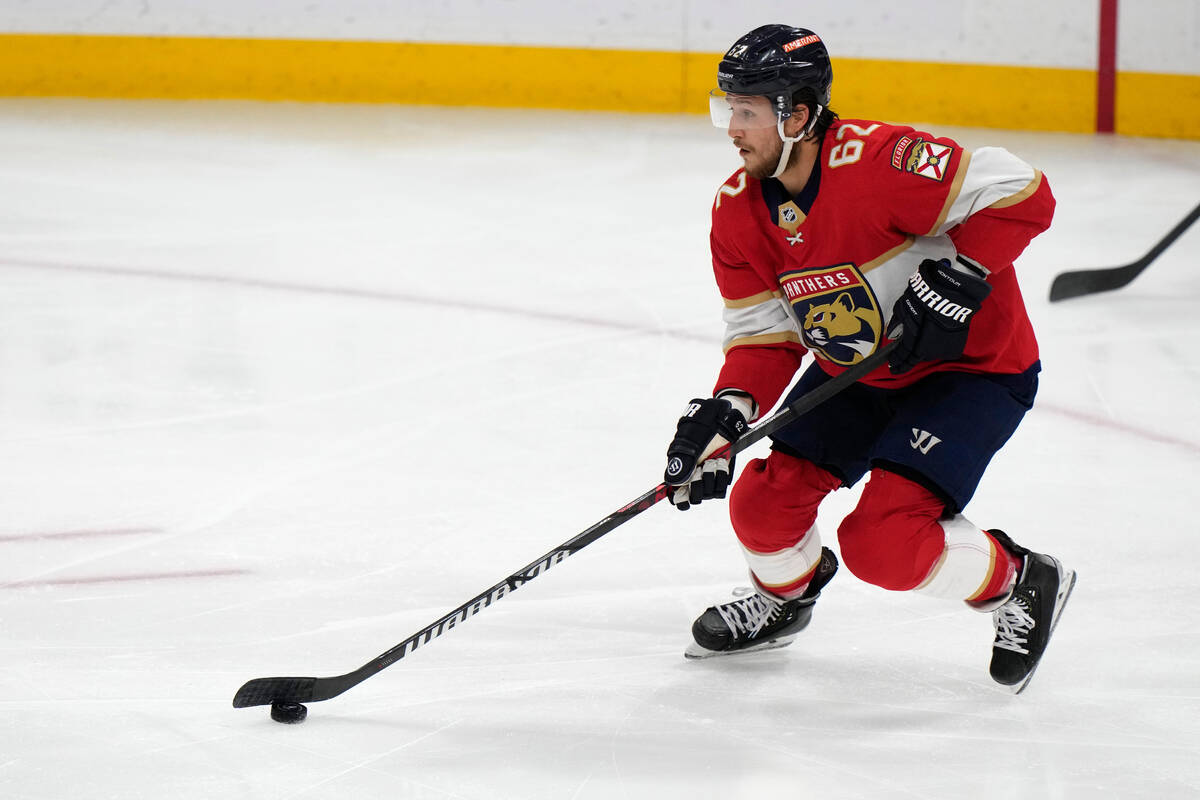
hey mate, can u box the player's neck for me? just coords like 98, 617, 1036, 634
776, 138, 821, 196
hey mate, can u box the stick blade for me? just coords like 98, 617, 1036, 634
1048, 263, 1141, 302
232, 676, 317, 708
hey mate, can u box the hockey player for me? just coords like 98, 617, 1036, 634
664, 24, 1075, 692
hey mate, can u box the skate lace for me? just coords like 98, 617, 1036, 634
993, 593, 1034, 654
717, 590, 781, 640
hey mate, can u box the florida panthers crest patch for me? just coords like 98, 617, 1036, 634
891, 136, 954, 181
779, 264, 883, 365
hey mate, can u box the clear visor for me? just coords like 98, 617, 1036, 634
708, 89, 780, 130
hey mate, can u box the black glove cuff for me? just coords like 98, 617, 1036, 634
924, 258, 992, 304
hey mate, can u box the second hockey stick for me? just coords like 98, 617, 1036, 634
232, 341, 897, 712
1048, 200, 1199, 302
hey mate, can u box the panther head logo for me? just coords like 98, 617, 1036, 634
802, 292, 881, 365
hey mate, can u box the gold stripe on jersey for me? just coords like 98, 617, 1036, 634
860, 236, 917, 272
988, 170, 1044, 209
722, 331, 803, 354
928, 149, 973, 236
723, 289, 782, 309
714, 170, 748, 209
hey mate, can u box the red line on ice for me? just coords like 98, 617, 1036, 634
3, 257, 1196, 454
0, 256, 712, 343
0, 527, 163, 543
2, 568, 251, 589
1038, 402, 1200, 455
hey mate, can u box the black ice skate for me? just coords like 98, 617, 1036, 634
987, 530, 1077, 694
685, 547, 838, 660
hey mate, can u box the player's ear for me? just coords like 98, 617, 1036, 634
786, 104, 810, 136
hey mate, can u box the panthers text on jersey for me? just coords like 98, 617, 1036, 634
710, 118, 1055, 416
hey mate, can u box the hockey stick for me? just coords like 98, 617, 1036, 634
232, 341, 897, 711
1048, 201, 1199, 302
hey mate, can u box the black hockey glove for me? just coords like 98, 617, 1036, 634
664, 396, 748, 511
887, 257, 992, 374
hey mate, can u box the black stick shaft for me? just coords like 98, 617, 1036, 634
1140, 201, 1200, 265
1049, 201, 1200, 302
232, 343, 896, 708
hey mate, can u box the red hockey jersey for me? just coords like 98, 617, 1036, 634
710, 118, 1054, 416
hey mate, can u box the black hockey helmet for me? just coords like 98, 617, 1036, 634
717, 24, 832, 119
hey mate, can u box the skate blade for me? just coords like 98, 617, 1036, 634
683, 635, 796, 660
1010, 566, 1078, 695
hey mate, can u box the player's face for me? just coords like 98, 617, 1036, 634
710, 92, 784, 179
733, 125, 785, 179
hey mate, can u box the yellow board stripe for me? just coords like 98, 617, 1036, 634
0, 33, 686, 111
1117, 71, 1200, 140
832, 57, 1099, 134
0, 34, 1196, 139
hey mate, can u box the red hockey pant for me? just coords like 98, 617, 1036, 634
729, 451, 947, 591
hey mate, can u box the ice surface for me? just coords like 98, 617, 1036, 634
0, 98, 1197, 799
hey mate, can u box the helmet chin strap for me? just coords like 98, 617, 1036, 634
770, 104, 824, 179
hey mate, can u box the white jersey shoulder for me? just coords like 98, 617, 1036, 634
935, 147, 1042, 236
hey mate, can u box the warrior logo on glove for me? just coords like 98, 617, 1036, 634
666, 456, 687, 480
887, 257, 992, 374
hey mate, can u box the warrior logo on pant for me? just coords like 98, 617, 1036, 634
910, 428, 942, 454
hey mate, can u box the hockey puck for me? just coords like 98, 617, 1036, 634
270, 701, 307, 724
